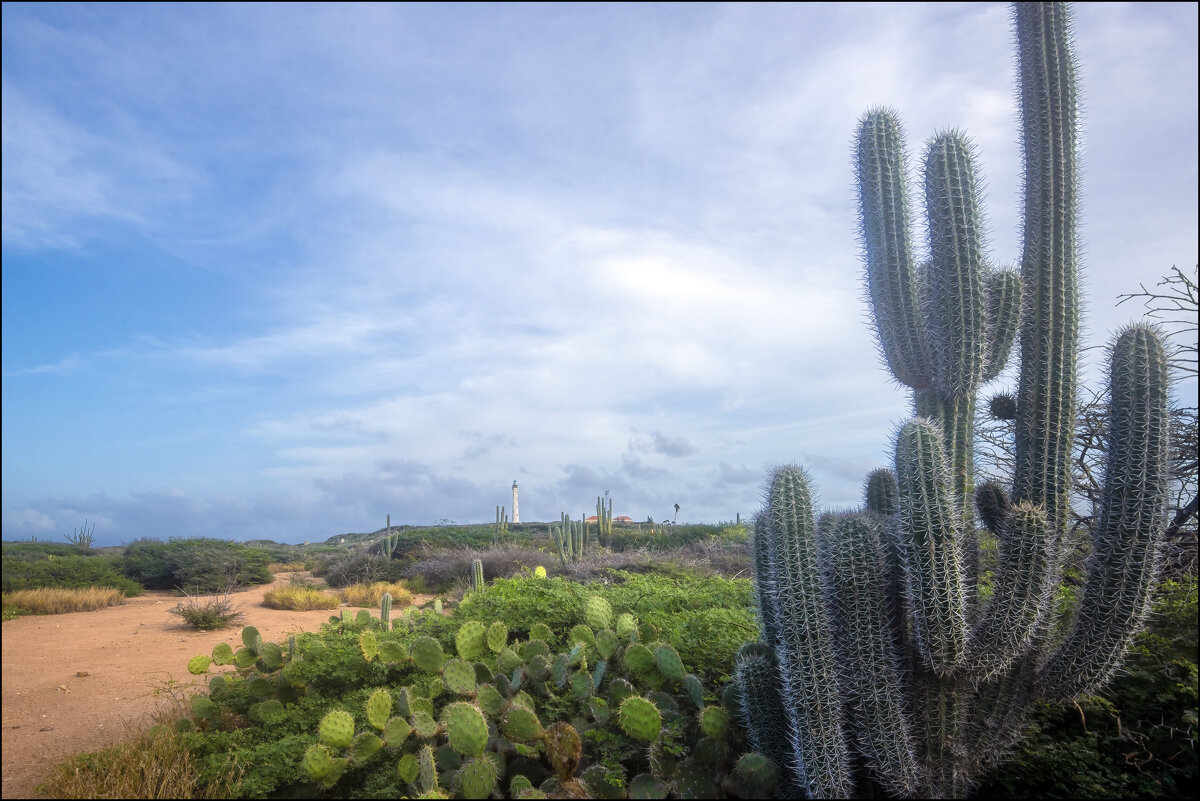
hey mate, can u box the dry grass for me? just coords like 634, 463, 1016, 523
37, 694, 239, 799
1, 586, 126, 614
266, 561, 308, 573
337, 581, 413, 608
262, 585, 339, 611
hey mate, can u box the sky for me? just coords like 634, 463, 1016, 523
3, 2, 1197, 547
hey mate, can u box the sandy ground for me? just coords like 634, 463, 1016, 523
1, 574, 430, 799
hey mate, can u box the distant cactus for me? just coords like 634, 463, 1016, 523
471, 558, 485, 595
494, 505, 509, 547
375, 515, 402, 561
596, 495, 613, 547
552, 512, 588, 568
739, 4, 1171, 798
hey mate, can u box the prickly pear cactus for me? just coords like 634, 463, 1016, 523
618, 695, 662, 742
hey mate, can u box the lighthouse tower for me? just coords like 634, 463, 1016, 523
512, 481, 519, 523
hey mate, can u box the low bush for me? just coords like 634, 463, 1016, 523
37, 703, 238, 799
123, 538, 272, 593
2, 549, 143, 596
1, 586, 126, 614
266, 561, 307, 574
321, 548, 405, 588
262, 585, 339, 611
337, 581, 413, 608
975, 574, 1198, 799
168, 589, 245, 630
402, 545, 550, 592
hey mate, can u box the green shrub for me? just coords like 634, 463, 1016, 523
975, 575, 1198, 798
168, 589, 245, 631
456, 571, 756, 684
122, 538, 272, 593
322, 549, 406, 589
1, 548, 143, 596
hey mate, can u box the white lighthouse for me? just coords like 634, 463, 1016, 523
512, 480, 519, 523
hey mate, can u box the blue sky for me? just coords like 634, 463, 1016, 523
3, 2, 1197, 547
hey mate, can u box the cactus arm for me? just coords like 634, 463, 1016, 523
982, 269, 1022, 382
759, 466, 852, 798
733, 643, 798, 794
1037, 325, 1170, 698
856, 108, 934, 391
751, 512, 782, 650
819, 513, 924, 797
923, 131, 988, 403
962, 501, 1054, 682
864, 468, 900, 517
1012, 0, 1080, 538
894, 420, 968, 675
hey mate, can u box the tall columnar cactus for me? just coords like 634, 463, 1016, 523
494, 505, 509, 547
596, 495, 613, 547
380, 592, 392, 631
381, 515, 399, 560
740, 4, 1171, 798
471, 558, 485, 595
552, 512, 587, 568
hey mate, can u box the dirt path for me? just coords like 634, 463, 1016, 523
1, 575, 431, 799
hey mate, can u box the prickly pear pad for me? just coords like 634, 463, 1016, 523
496, 647, 523, 675
544, 721, 582, 782
442, 702, 489, 758
584, 595, 613, 630
318, 709, 355, 750
458, 755, 498, 799
456, 620, 487, 660
211, 642, 234, 665
187, 655, 212, 675
502, 704, 543, 743
366, 688, 392, 730
383, 716, 411, 747
654, 644, 685, 681
486, 621, 508, 653
410, 636, 446, 673
442, 658, 477, 696
618, 696, 662, 742
595, 629, 620, 660
396, 752, 419, 784
304, 743, 333, 781
624, 643, 656, 675
699, 705, 730, 740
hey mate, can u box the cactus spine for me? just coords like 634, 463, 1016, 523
740, 4, 1171, 798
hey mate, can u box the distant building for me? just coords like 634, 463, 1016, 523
614, 516, 633, 523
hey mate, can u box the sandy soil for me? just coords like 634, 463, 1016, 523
1, 574, 431, 799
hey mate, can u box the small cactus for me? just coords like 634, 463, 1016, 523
471, 558, 485, 594
380, 592, 392, 630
